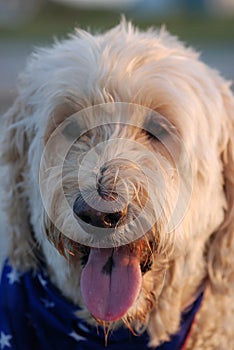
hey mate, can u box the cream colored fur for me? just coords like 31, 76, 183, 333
1, 21, 234, 349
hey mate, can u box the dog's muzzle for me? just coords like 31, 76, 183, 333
73, 159, 147, 231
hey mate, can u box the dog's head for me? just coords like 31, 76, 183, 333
1, 21, 234, 345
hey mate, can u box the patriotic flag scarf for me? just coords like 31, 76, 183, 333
0, 260, 203, 350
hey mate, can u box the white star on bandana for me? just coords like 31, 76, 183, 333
37, 273, 47, 287
68, 331, 86, 342
6, 268, 21, 285
40, 298, 55, 309
0, 332, 12, 349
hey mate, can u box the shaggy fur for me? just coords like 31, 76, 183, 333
1, 21, 234, 349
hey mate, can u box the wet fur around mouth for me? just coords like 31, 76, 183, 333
62, 236, 155, 276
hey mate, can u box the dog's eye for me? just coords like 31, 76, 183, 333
145, 116, 173, 141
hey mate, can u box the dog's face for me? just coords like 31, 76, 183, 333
40, 103, 189, 324
2, 22, 234, 345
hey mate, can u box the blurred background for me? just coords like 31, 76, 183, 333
0, 0, 234, 114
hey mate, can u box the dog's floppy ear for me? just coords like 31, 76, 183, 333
207, 80, 234, 293
1, 96, 37, 270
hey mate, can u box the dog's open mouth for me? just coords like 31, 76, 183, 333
79, 242, 153, 322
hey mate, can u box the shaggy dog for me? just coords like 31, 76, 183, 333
0, 21, 234, 349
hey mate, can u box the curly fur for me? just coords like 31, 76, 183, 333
1, 21, 234, 349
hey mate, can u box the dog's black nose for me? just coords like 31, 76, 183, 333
73, 196, 126, 228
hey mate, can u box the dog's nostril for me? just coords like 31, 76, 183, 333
79, 214, 92, 225
103, 212, 124, 228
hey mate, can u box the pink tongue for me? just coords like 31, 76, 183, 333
80, 247, 142, 321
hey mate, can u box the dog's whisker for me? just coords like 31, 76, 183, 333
93, 319, 112, 347
121, 317, 138, 336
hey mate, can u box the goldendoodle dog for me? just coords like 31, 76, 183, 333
0, 21, 234, 350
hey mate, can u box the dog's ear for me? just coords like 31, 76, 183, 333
207, 80, 234, 293
1, 96, 37, 270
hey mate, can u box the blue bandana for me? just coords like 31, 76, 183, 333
0, 260, 203, 350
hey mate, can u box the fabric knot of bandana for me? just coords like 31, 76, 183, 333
0, 261, 203, 350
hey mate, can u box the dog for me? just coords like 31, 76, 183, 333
0, 20, 234, 350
